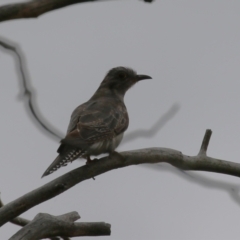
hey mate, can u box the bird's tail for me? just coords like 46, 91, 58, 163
41, 149, 82, 178
41, 155, 65, 178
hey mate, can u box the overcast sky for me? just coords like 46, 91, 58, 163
1, 0, 240, 239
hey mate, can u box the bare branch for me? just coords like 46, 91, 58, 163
198, 129, 212, 156
10, 211, 111, 240
0, 36, 63, 141
1, 36, 174, 144
1, 130, 240, 226
123, 103, 180, 145
0, 0, 153, 23
0, 195, 66, 240
0, 194, 30, 227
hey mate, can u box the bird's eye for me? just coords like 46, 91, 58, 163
118, 72, 126, 79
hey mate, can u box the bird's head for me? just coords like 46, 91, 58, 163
98, 67, 152, 97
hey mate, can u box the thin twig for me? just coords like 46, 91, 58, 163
0, 37, 63, 140
1, 36, 180, 146
198, 129, 212, 156
123, 103, 180, 145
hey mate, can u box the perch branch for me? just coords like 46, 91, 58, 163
0, 0, 153, 23
1, 130, 240, 226
9, 211, 110, 240
0, 194, 29, 227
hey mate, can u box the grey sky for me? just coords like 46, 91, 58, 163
1, 0, 240, 239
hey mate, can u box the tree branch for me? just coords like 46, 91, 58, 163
198, 129, 212, 156
0, 196, 68, 240
122, 103, 180, 145
1, 36, 175, 144
9, 212, 110, 240
0, 194, 30, 227
1, 129, 240, 227
0, 0, 153, 23
0, 36, 63, 141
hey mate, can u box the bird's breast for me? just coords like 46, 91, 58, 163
86, 133, 124, 156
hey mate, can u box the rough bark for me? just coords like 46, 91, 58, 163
9, 212, 110, 240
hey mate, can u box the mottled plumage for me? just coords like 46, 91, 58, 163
42, 67, 151, 177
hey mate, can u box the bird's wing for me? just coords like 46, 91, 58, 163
58, 100, 129, 152
66, 103, 87, 133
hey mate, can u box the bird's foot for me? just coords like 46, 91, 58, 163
86, 156, 92, 165
85, 156, 97, 180
86, 156, 99, 165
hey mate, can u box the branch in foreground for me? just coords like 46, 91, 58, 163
1, 130, 240, 226
0, 196, 67, 240
0, 0, 153, 23
10, 211, 110, 240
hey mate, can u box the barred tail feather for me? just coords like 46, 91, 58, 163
41, 149, 82, 178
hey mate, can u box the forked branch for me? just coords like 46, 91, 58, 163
0, 129, 240, 227
9, 212, 110, 240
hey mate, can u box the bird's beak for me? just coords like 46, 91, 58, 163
136, 74, 152, 81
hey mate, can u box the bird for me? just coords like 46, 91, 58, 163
41, 67, 151, 177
